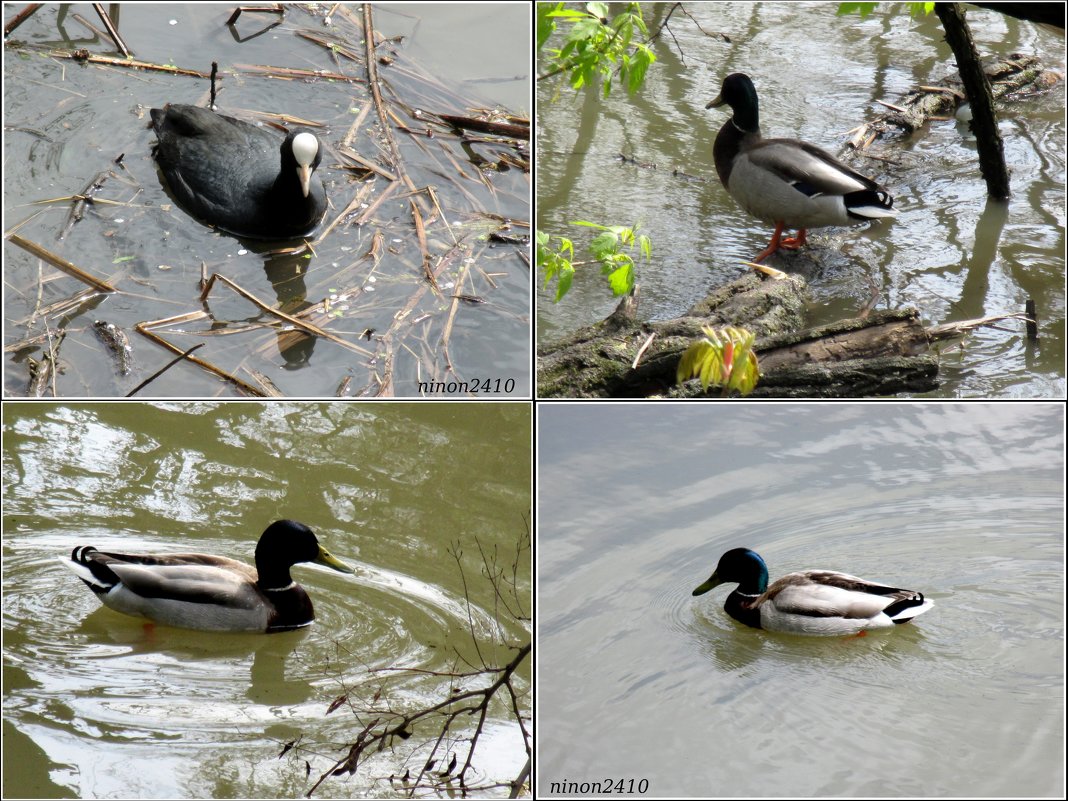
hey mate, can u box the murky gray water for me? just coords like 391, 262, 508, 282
537, 402, 1063, 797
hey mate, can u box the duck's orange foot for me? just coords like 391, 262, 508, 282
779, 229, 808, 250
753, 225, 808, 262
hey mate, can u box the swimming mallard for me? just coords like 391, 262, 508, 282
64, 520, 353, 633
707, 72, 897, 263
692, 547, 933, 635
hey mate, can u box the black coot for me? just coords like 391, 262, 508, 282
150, 104, 328, 239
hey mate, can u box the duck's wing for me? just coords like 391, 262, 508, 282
68, 548, 261, 608
741, 138, 897, 223
746, 139, 883, 195
111, 562, 261, 608
759, 570, 921, 619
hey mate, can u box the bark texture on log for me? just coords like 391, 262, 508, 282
538, 272, 941, 398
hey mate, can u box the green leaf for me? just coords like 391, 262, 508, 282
586, 2, 609, 21
837, 2, 879, 18
555, 267, 574, 302
606, 262, 634, 296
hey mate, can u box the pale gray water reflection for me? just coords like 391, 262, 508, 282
537, 403, 1063, 797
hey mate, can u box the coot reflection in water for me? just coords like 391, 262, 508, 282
150, 104, 328, 240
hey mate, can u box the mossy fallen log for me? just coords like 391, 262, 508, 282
537, 271, 941, 398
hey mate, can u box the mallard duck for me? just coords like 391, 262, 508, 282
692, 548, 933, 636
707, 73, 897, 263
64, 520, 353, 633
